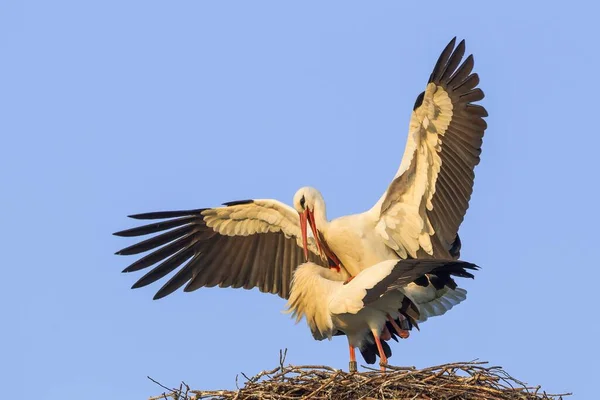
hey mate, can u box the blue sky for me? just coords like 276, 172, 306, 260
1, 1, 598, 398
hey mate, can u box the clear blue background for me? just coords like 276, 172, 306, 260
1, 1, 597, 398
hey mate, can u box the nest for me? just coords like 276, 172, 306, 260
149, 351, 570, 400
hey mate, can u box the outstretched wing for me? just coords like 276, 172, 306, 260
114, 199, 325, 300
372, 37, 488, 259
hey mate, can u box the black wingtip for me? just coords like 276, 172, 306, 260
127, 209, 206, 220
152, 293, 165, 300
429, 37, 459, 84
113, 227, 146, 237
222, 199, 254, 207
152, 288, 172, 300
128, 213, 147, 219
128, 212, 162, 220
456, 39, 467, 60
452, 261, 480, 280
130, 281, 144, 290
463, 261, 481, 271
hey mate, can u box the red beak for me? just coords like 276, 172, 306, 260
299, 209, 322, 261
300, 209, 309, 261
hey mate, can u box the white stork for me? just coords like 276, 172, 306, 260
286, 259, 478, 371
114, 37, 486, 365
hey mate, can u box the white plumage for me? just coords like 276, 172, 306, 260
114, 37, 487, 368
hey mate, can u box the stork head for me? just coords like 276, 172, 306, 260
293, 187, 325, 261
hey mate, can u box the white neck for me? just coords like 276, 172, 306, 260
313, 206, 328, 233
312, 193, 329, 233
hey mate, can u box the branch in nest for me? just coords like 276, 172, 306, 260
148, 355, 571, 400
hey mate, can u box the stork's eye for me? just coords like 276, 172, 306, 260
300, 195, 306, 209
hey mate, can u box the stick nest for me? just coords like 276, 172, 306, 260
149, 351, 570, 400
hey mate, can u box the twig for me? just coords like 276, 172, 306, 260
149, 360, 571, 400
148, 376, 180, 400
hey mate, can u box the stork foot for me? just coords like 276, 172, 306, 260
348, 344, 357, 373
379, 357, 388, 372
349, 361, 357, 373
387, 314, 410, 339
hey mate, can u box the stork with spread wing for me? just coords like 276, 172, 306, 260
114, 37, 486, 367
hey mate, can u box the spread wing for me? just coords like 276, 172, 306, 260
372, 37, 488, 260
114, 199, 326, 300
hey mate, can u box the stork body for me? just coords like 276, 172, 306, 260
114, 37, 488, 368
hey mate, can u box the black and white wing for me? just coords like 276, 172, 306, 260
372, 37, 488, 260
114, 199, 325, 300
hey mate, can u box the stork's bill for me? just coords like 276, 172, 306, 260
299, 207, 321, 261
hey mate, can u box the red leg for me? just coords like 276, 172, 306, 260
348, 345, 357, 373
371, 328, 388, 372
387, 314, 410, 339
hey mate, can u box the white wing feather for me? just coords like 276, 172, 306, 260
373, 83, 453, 259
202, 199, 321, 255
